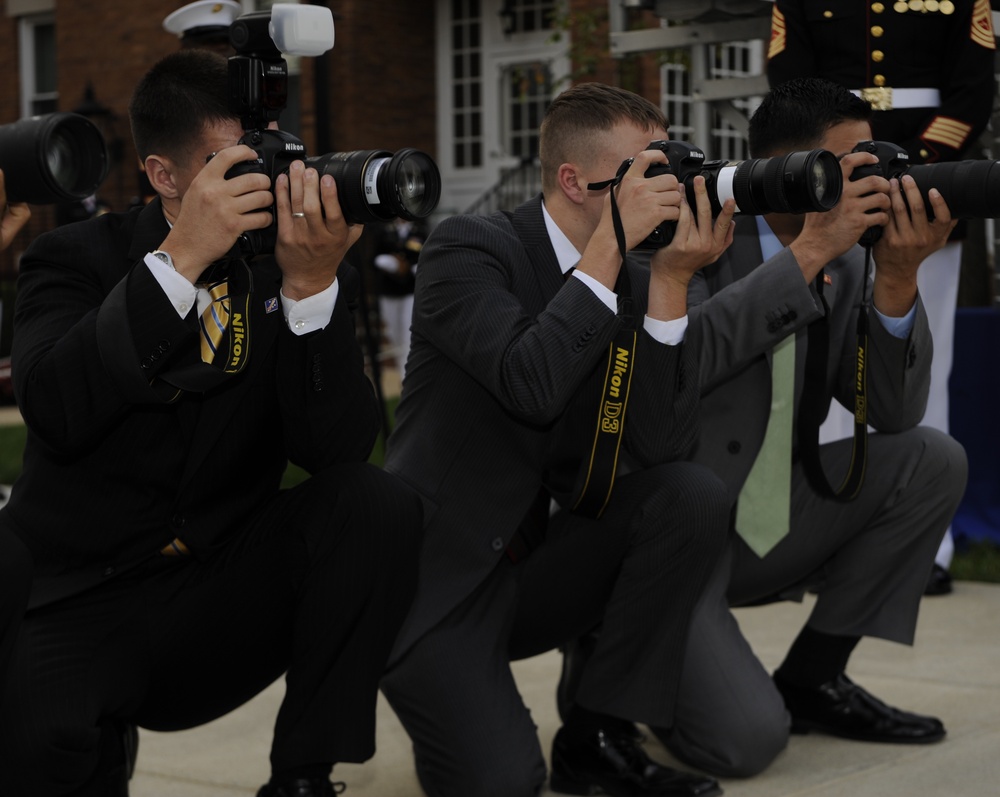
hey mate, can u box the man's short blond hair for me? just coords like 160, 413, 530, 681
539, 83, 668, 193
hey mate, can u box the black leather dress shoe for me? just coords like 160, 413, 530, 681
774, 671, 946, 744
924, 564, 953, 596
256, 778, 346, 797
550, 723, 722, 797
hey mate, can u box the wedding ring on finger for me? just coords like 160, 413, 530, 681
291, 212, 306, 218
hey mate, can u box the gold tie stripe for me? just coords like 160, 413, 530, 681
199, 279, 230, 363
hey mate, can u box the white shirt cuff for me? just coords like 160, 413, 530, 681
572, 269, 617, 314
282, 279, 340, 335
643, 314, 688, 345
145, 252, 199, 318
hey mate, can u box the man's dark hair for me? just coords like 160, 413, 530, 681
539, 82, 669, 192
128, 49, 233, 164
748, 78, 872, 158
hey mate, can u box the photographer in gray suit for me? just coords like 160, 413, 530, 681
381, 83, 737, 797
640, 78, 968, 777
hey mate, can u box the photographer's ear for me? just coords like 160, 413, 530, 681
143, 154, 182, 200
557, 163, 588, 205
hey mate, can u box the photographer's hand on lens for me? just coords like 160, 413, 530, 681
0, 168, 31, 253
273, 159, 363, 301
871, 175, 956, 317
161, 144, 273, 282
648, 177, 735, 322
790, 151, 890, 283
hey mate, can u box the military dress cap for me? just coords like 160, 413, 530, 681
163, 0, 242, 41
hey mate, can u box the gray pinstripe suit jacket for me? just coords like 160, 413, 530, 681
385, 195, 701, 662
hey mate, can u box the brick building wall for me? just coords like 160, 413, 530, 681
0, 0, 437, 353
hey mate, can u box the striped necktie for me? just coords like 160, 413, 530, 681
198, 278, 230, 363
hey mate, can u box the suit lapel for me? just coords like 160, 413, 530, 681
510, 195, 566, 305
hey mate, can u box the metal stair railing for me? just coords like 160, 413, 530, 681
463, 157, 541, 216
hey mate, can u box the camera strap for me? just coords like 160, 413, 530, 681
571, 177, 637, 518
797, 252, 872, 501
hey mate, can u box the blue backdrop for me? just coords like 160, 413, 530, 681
949, 307, 1000, 547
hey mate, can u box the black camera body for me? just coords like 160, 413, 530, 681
849, 139, 1000, 247
626, 140, 843, 250
226, 7, 441, 256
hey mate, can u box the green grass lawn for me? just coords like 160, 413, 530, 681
1, 416, 998, 583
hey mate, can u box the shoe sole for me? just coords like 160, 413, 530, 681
549, 769, 724, 797
790, 719, 947, 744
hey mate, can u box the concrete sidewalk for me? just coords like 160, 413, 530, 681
131, 581, 1000, 797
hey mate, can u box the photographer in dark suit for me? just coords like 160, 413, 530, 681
0, 50, 421, 797
381, 83, 736, 797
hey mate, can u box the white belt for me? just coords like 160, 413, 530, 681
851, 87, 941, 111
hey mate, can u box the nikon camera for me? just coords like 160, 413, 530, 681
225, 4, 441, 256
627, 140, 843, 250
850, 140, 1000, 246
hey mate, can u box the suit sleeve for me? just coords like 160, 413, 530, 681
275, 262, 381, 471
12, 220, 196, 455
411, 214, 696, 466
833, 289, 933, 433
686, 249, 823, 393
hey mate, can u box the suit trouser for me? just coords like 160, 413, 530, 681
654, 427, 968, 777
381, 462, 731, 797
0, 463, 423, 797
0, 529, 32, 692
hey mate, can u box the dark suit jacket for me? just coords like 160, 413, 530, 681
686, 220, 932, 499
2, 198, 380, 607
385, 195, 700, 661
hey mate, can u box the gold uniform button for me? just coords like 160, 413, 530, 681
925, 0, 940, 9
872, 1, 885, 11
920, 148, 930, 158
823, 9, 833, 17
872, 49, 885, 62
894, 1, 908, 12
940, 0, 955, 12
874, 74, 887, 86
871, 25, 884, 36
909, 0, 924, 10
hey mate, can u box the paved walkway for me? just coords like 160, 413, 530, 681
130, 581, 1000, 797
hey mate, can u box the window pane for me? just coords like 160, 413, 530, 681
33, 23, 56, 95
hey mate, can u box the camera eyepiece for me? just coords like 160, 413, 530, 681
0, 112, 109, 204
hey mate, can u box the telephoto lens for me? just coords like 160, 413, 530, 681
908, 159, 1000, 219
723, 149, 842, 215
0, 112, 109, 204
632, 141, 843, 249
308, 149, 442, 225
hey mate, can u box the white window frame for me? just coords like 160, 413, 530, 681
18, 13, 57, 119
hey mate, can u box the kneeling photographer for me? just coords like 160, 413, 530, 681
648, 77, 968, 777
0, 6, 427, 796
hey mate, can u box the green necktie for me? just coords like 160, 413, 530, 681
736, 333, 795, 557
